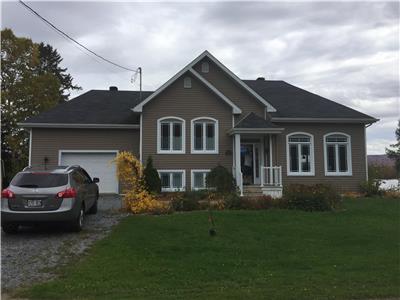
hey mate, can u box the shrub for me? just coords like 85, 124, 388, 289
360, 180, 382, 197
206, 165, 236, 194
114, 151, 169, 214
170, 191, 208, 211
223, 192, 243, 209
224, 193, 286, 210
283, 184, 341, 211
384, 188, 400, 198
143, 156, 161, 194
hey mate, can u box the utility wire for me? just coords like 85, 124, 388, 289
19, 0, 139, 73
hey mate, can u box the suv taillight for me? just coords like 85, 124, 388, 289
1, 188, 15, 199
57, 188, 77, 198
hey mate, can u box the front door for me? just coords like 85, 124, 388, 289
241, 143, 261, 185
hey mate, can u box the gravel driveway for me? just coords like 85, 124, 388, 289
1, 195, 127, 293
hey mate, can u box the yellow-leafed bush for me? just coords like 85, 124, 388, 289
113, 151, 171, 214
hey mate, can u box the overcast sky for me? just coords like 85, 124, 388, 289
2, 1, 399, 154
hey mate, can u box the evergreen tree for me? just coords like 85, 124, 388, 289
35, 42, 81, 102
385, 120, 400, 176
143, 156, 161, 194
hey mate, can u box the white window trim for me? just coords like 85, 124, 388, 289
323, 132, 352, 176
286, 132, 315, 176
191, 117, 219, 154
157, 116, 186, 154
191, 169, 210, 190
158, 169, 186, 192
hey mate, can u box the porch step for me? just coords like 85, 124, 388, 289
243, 185, 283, 199
243, 185, 263, 197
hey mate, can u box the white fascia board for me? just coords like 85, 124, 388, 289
271, 117, 379, 124
189, 68, 242, 114
132, 51, 210, 113
132, 50, 277, 113
18, 123, 140, 129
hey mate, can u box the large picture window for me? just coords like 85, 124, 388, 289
324, 133, 352, 176
157, 117, 185, 154
286, 133, 315, 176
191, 117, 218, 153
158, 170, 186, 192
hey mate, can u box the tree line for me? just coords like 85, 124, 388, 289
1, 28, 80, 185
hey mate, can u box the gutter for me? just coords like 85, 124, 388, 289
271, 117, 379, 124
228, 128, 284, 135
18, 123, 140, 129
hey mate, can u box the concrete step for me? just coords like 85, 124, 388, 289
243, 185, 263, 197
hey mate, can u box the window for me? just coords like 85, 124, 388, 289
286, 133, 314, 176
11, 173, 68, 188
157, 117, 185, 154
184, 77, 192, 88
158, 170, 185, 192
324, 133, 352, 176
191, 117, 218, 153
191, 169, 210, 190
201, 62, 209, 73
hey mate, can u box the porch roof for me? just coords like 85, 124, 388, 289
229, 112, 284, 135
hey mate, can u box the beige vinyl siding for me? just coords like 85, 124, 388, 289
142, 72, 234, 187
31, 128, 139, 193
193, 57, 265, 123
274, 123, 366, 192
31, 128, 139, 167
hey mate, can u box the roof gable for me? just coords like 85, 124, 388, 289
132, 50, 276, 113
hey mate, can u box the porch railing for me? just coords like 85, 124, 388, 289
261, 166, 282, 187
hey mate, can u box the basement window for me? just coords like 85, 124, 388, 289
158, 170, 185, 192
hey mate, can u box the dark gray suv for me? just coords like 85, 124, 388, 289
1, 165, 99, 234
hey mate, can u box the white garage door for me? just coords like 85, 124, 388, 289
60, 151, 118, 193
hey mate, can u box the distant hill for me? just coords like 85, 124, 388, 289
368, 155, 395, 167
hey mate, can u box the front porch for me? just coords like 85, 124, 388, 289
230, 113, 284, 198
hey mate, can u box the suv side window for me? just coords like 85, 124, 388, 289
79, 169, 92, 184
71, 171, 85, 185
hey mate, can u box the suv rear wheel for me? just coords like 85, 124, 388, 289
70, 205, 84, 232
2, 223, 19, 234
87, 195, 98, 215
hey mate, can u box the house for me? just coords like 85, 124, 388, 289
19, 51, 378, 196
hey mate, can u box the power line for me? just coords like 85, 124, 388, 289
19, 0, 139, 73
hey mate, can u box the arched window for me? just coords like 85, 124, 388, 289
201, 62, 209, 73
191, 117, 218, 154
324, 133, 352, 175
157, 117, 185, 154
286, 132, 315, 176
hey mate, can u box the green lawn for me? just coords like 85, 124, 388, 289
19, 197, 399, 300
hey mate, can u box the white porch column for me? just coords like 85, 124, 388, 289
269, 134, 273, 185
234, 133, 242, 195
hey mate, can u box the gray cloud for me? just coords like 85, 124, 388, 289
1, 1, 399, 154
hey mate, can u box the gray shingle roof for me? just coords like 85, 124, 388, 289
22, 79, 376, 126
24, 90, 153, 125
243, 80, 376, 120
235, 112, 279, 129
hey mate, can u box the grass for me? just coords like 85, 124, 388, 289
18, 197, 399, 300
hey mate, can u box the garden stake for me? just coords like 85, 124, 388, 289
208, 193, 216, 236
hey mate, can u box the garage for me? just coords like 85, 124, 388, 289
59, 151, 118, 194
